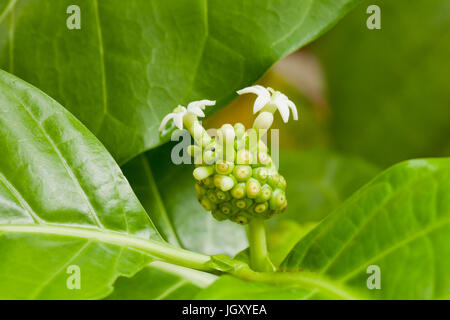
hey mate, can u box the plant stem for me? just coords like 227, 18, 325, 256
248, 218, 274, 272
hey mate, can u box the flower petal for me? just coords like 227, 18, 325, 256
237, 85, 270, 98
287, 100, 298, 120
272, 95, 290, 122
254, 95, 270, 113
159, 113, 175, 131
173, 112, 185, 129
187, 100, 216, 117
188, 106, 205, 117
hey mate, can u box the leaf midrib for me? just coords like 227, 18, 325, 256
0, 224, 211, 270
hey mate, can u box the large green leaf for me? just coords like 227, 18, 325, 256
315, 0, 450, 166
106, 261, 217, 300
122, 144, 248, 256
281, 158, 450, 299
0, 0, 361, 163
195, 275, 328, 300
0, 69, 211, 299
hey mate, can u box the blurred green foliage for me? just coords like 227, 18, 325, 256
314, 0, 450, 166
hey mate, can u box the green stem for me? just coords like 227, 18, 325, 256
248, 218, 274, 272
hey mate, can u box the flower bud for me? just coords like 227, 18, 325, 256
234, 122, 246, 138
255, 184, 272, 203
232, 198, 252, 209
203, 150, 215, 165
270, 188, 286, 210
257, 151, 271, 165
234, 214, 249, 225
258, 140, 268, 153
212, 210, 227, 221
253, 201, 268, 214
231, 183, 246, 199
219, 202, 233, 215
236, 150, 252, 164
252, 112, 273, 131
278, 175, 287, 190
267, 170, 280, 187
215, 161, 234, 175
195, 183, 206, 198
253, 167, 268, 182
235, 137, 245, 151
193, 166, 214, 180
202, 176, 215, 188
233, 165, 252, 181
200, 196, 214, 211
213, 174, 235, 192
246, 178, 261, 198
215, 189, 230, 202
207, 189, 219, 203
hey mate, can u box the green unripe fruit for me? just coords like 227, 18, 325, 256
193, 166, 214, 180
270, 188, 286, 210
255, 184, 272, 203
246, 178, 261, 198
253, 167, 268, 182
188, 122, 288, 224
213, 174, 235, 192
215, 161, 234, 175
231, 183, 246, 199
234, 165, 252, 181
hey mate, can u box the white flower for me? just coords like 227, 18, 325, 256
237, 85, 298, 123
159, 106, 187, 131
159, 100, 216, 131
186, 99, 216, 117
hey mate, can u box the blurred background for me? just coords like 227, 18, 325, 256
125, 0, 450, 260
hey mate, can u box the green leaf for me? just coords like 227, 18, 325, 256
106, 261, 217, 300
281, 158, 450, 299
0, 69, 213, 299
122, 144, 248, 256
315, 0, 450, 166
0, 0, 362, 163
267, 220, 317, 267
195, 275, 327, 300
276, 149, 379, 223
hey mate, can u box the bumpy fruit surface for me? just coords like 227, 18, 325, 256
192, 123, 287, 225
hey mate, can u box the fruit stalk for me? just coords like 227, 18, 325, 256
248, 218, 274, 272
